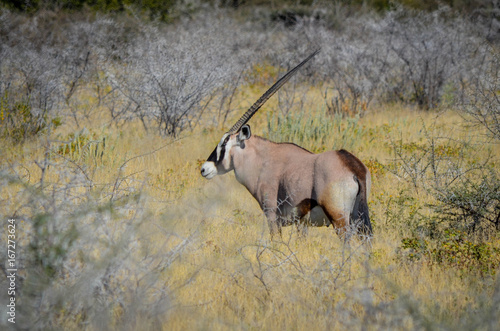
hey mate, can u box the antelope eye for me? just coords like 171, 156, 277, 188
220, 135, 229, 146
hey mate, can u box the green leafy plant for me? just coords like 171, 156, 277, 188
400, 236, 428, 261
400, 229, 500, 276
265, 106, 365, 153
55, 129, 107, 166
0, 93, 61, 142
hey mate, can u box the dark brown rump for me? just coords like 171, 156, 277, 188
337, 149, 367, 182
337, 149, 372, 235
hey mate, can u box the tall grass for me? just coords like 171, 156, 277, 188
265, 105, 365, 153
0, 4, 499, 330
1, 94, 498, 329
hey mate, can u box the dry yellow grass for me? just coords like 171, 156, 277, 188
2, 86, 499, 330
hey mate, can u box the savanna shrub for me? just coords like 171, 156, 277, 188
400, 229, 500, 276
0, 93, 61, 141
0, 153, 186, 329
432, 169, 500, 233
460, 44, 500, 142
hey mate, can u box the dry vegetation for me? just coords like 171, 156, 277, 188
0, 2, 499, 330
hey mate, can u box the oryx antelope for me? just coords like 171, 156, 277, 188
201, 50, 372, 237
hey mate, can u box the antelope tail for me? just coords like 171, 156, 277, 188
352, 176, 372, 236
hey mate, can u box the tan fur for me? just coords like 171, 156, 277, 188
226, 134, 370, 237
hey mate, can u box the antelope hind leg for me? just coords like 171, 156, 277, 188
319, 180, 358, 238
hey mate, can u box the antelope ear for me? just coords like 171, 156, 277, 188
238, 125, 251, 142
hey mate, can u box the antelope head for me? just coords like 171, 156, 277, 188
200, 50, 320, 179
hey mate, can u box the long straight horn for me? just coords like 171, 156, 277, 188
227, 49, 320, 135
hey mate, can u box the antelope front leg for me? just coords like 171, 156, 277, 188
258, 187, 282, 238
264, 208, 282, 238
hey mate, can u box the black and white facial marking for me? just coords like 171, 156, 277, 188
200, 125, 252, 180
201, 133, 232, 179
